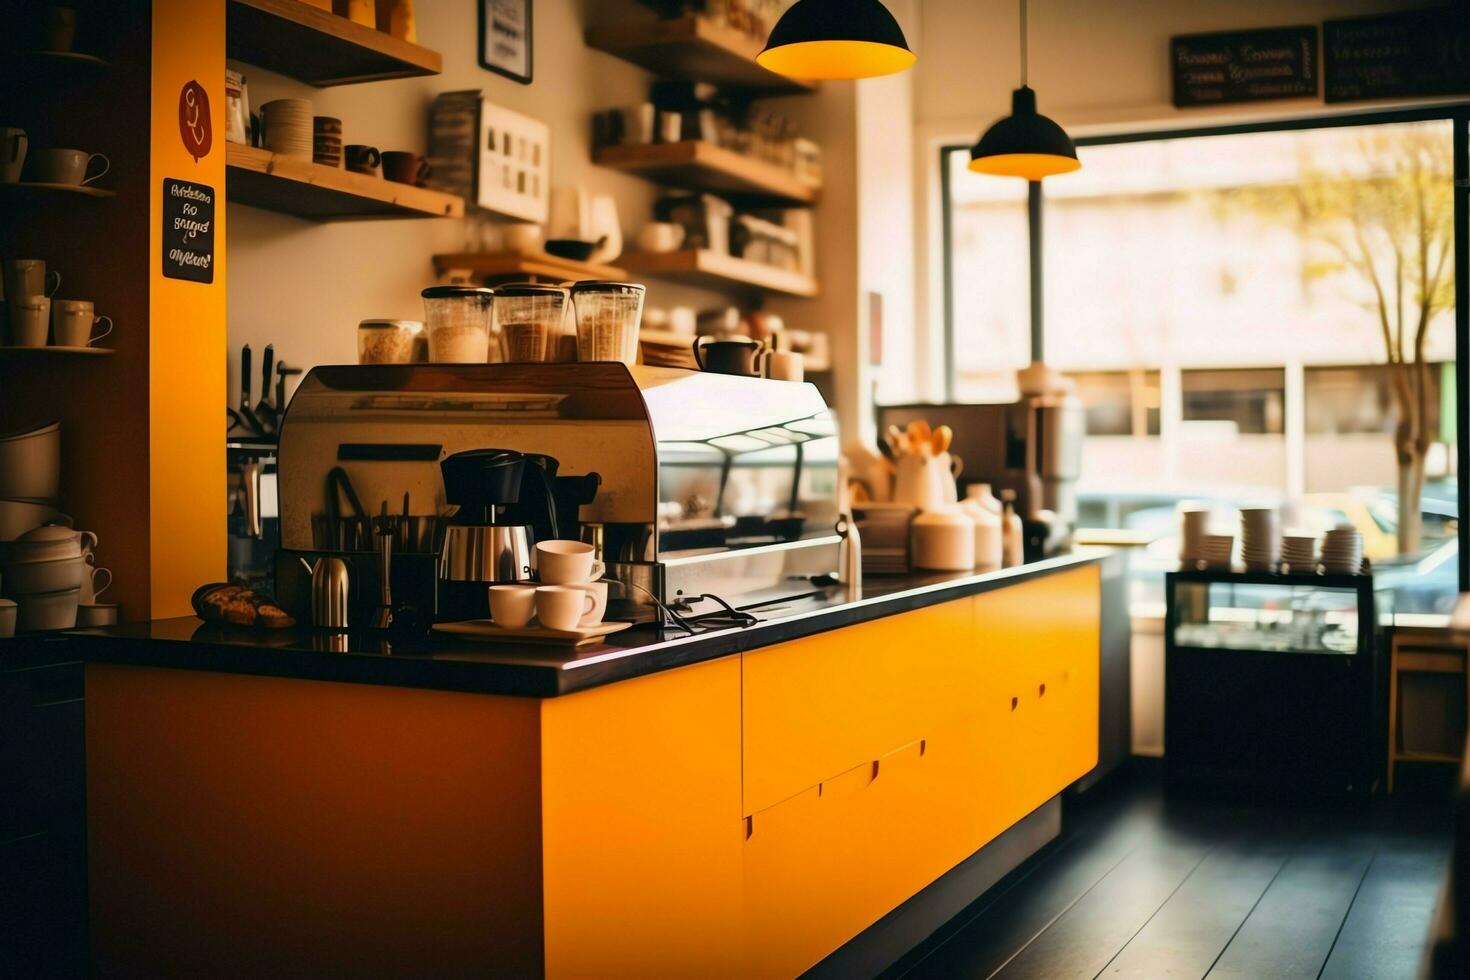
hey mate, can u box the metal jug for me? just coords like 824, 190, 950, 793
299, 556, 350, 630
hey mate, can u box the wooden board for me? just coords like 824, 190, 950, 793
594, 142, 818, 207
585, 16, 815, 94
620, 249, 818, 298
226, 0, 442, 86
432, 620, 634, 646
430, 251, 625, 283
226, 144, 463, 220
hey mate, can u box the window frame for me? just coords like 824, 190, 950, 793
940, 103, 1470, 588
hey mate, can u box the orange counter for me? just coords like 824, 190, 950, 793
86, 564, 1100, 978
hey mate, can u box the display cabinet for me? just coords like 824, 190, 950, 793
1164, 569, 1389, 806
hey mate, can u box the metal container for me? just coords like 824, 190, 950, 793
439, 525, 532, 583
301, 556, 350, 629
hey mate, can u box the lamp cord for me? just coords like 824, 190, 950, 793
1019, 0, 1028, 87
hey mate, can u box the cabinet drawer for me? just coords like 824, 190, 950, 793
742, 598, 978, 814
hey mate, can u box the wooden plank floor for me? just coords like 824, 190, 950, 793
895, 766, 1450, 980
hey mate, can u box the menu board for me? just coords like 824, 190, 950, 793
1171, 26, 1318, 107
1324, 9, 1470, 103
162, 178, 215, 284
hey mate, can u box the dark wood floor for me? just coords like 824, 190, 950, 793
893, 764, 1452, 980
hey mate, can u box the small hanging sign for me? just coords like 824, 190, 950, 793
178, 79, 212, 162
162, 178, 215, 284
1171, 26, 1318, 108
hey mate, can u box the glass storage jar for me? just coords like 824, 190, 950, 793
492, 284, 569, 363
571, 281, 645, 365
356, 319, 421, 364
421, 285, 498, 363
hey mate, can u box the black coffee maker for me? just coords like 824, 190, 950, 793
437, 449, 600, 619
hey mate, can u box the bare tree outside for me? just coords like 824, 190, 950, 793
1222, 125, 1455, 554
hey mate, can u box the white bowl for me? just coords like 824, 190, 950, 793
0, 598, 15, 638
3, 554, 86, 595
76, 602, 119, 627
16, 588, 78, 632
0, 499, 69, 542
0, 421, 60, 501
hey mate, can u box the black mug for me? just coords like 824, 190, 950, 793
344, 144, 381, 176
693, 337, 767, 377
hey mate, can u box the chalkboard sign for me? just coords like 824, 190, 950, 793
1325, 9, 1470, 103
1171, 26, 1318, 107
162, 178, 214, 284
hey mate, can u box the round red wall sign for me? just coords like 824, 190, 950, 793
179, 80, 212, 163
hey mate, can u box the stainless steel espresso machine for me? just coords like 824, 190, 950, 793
878, 393, 1084, 560
272, 363, 840, 627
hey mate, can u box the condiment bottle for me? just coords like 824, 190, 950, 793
960, 491, 1003, 572
1000, 490, 1024, 568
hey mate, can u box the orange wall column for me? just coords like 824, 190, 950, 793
148, 0, 227, 617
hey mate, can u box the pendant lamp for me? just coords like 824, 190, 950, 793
968, 0, 1079, 180
757, 0, 915, 81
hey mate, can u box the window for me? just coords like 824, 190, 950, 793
942, 108, 1468, 605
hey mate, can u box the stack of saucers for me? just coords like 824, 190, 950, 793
1178, 504, 1211, 565
1199, 533, 1234, 570
260, 98, 314, 159
1239, 506, 1280, 571
1322, 525, 1364, 574
1279, 531, 1318, 573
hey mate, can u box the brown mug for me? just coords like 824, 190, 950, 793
693, 336, 767, 377
344, 144, 380, 176
382, 151, 430, 187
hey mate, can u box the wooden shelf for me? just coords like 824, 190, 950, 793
226, 144, 463, 220
585, 16, 815, 94
0, 182, 115, 199
594, 142, 818, 207
3, 50, 111, 74
431, 252, 626, 283
619, 250, 817, 298
638, 328, 829, 372
226, 0, 442, 86
0, 346, 113, 357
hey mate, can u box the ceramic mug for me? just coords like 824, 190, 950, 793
694, 337, 767, 377
29, 148, 108, 186
10, 296, 50, 346
3, 259, 61, 302
535, 539, 605, 585
534, 585, 595, 632
382, 151, 430, 186
52, 299, 112, 347
0, 127, 27, 183
565, 580, 608, 626
488, 583, 536, 628
636, 222, 685, 254
503, 223, 544, 255
345, 144, 381, 176
764, 349, 805, 382
80, 565, 112, 604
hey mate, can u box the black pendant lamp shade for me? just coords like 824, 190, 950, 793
757, 0, 916, 80
968, 85, 1080, 180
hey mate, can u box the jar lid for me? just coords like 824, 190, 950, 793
358, 319, 423, 331
421, 285, 495, 299
17, 525, 77, 544
569, 281, 645, 295
493, 283, 570, 298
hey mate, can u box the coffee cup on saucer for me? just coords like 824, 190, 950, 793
52, 299, 113, 347
488, 583, 536, 628
565, 580, 608, 626
535, 540, 605, 585
535, 585, 595, 632
29, 148, 109, 186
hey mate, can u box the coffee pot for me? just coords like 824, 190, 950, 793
438, 449, 561, 585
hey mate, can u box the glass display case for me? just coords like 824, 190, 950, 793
1170, 572, 1391, 658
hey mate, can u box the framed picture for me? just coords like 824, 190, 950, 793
480, 0, 533, 85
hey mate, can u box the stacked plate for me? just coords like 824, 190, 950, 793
1178, 504, 1211, 565
1239, 506, 1280, 571
1280, 531, 1318, 573
1199, 533, 1234, 569
1322, 525, 1364, 574
260, 98, 313, 159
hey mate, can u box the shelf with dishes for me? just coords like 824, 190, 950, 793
1, 50, 111, 76
0, 346, 113, 357
585, 14, 814, 94
430, 251, 627, 285
593, 141, 818, 207
226, 143, 463, 220
638, 327, 828, 372
620, 249, 817, 298
0, 181, 115, 199
226, 0, 441, 87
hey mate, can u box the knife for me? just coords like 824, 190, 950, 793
256, 344, 275, 425
237, 345, 263, 435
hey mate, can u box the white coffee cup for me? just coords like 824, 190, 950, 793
30, 148, 109, 186
80, 565, 112, 604
535, 539, 605, 585
565, 580, 608, 626
0, 127, 27, 184
76, 602, 118, 627
535, 585, 595, 632
488, 583, 537, 628
637, 222, 685, 254
0, 598, 15, 637
765, 349, 805, 382
11, 295, 50, 346
503, 223, 544, 255
52, 300, 113, 347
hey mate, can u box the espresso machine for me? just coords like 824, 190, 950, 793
878, 392, 1084, 560
272, 363, 841, 627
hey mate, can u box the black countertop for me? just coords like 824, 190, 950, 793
35, 552, 1106, 697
